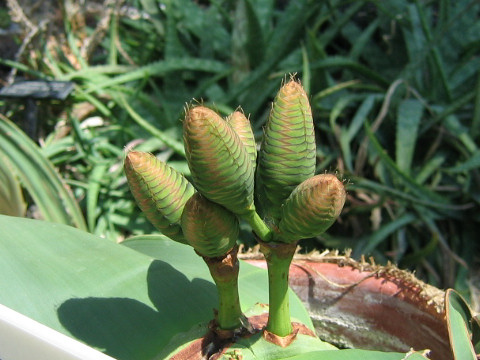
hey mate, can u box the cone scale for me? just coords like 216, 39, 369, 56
256, 79, 316, 223
124, 151, 194, 243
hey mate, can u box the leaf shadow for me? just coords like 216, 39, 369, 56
57, 260, 217, 360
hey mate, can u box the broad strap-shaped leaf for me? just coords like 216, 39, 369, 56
226, 110, 257, 170
181, 193, 239, 258
257, 79, 316, 223
124, 151, 194, 243
184, 106, 255, 216
446, 289, 477, 360
0, 114, 86, 229
278, 174, 346, 243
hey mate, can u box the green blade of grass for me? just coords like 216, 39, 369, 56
226, 0, 319, 105
365, 122, 450, 207
415, 154, 445, 184
87, 162, 109, 233
446, 150, 480, 173
0, 58, 49, 79
472, 70, 480, 136
350, 177, 470, 211
306, 57, 390, 88
413, 0, 452, 101
0, 154, 26, 217
119, 95, 185, 157
83, 58, 229, 94
396, 99, 423, 175
358, 213, 417, 255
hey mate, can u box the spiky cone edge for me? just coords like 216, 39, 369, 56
124, 151, 195, 244
256, 78, 316, 223
226, 110, 257, 170
277, 174, 346, 243
184, 105, 255, 217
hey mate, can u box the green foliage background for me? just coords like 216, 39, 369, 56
1, 0, 479, 301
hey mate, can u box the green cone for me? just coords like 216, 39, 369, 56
124, 151, 195, 243
278, 174, 346, 243
256, 78, 316, 223
226, 110, 257, 170
181, 192, 239, 258
184, 106, 255, 216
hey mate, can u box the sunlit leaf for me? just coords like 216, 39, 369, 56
0, 216, 313, 360
446, 289, 477, 360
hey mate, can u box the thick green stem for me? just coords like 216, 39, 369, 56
260, 241, 297, 338
203, 246, 243, 330
243, 210, 272, 242
214, 277, 242, 330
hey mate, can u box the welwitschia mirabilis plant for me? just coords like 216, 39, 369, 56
125, 76, 346, 345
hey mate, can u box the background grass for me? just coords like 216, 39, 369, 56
0, 0, 479, 304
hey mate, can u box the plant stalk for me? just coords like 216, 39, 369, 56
260, 241, 297, 338
244, 210, 272, 242
203, 246, 243, 330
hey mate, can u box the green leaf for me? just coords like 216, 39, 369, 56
358, 213, 417, 255
365, 123, 451, 208
446, 149, 480, 173
307, 56, 390, 88
0, 216, 313, 360
396, 99, 423, 175
119, 96, 186, 157
82, 58, 229, 94
0, 115, 86, 229
224, 332, 336, 360
87, 162, 109, 233
446, 289, 477, 360
339, 95, 376, 171
0, 153, 26, 217
232, 0, 264, 83
284, 349, 430, 360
